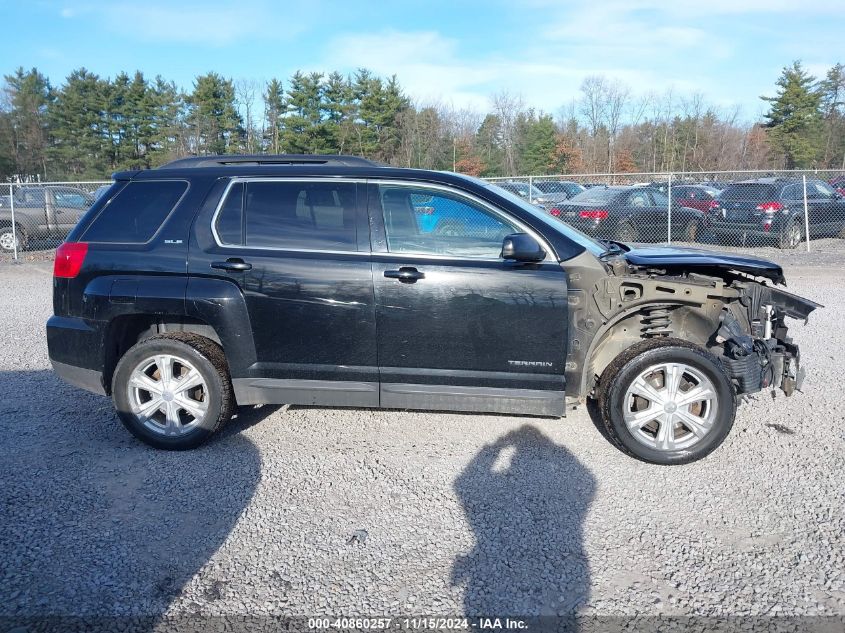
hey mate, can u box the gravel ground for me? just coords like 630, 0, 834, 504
0, 245, 843, 624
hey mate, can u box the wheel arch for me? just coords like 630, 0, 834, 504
103, 314, 224, 396
578, 300, 722, 399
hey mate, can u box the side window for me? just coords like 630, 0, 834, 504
54, 190, 91, 208
648, 190, 668, 206
215, 182, 244, 245
243, 181, 357, 251
378, 185, 518, 258
812, 181, 836, 198
82, 180, 188, 243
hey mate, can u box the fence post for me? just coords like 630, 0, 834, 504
9, 184, 18, 261
801, 175, 811, 253
528, 175, 533, 204
667, 173, 672, 244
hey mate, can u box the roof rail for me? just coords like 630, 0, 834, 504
159, 154, 384, 169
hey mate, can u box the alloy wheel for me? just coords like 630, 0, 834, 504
622, 362, 719, 452
126, 354, 209, 436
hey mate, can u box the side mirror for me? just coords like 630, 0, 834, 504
501, 233, 546, 262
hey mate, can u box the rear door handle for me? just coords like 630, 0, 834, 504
384, 267, 425, 283
211, 258, 252, 272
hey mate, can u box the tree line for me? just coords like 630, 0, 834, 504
0, 60, 842, 181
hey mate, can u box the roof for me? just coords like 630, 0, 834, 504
159, 154, 384, 169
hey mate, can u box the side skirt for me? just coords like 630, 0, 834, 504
381, 383, 565, 417
232, 379, 566, 417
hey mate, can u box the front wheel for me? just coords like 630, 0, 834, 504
595, 339, 736, 465
112, 333, 234, 450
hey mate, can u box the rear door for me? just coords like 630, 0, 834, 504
368, 180, 569, 416
188, 177, 378, 406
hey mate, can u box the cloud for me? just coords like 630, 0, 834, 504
322, 28, 706, 113
58, 0, 310, 46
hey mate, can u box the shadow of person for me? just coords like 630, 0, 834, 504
452, 424, 596, 619
0, 370, 264, 631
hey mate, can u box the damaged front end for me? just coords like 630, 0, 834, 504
717, 284, 821, 398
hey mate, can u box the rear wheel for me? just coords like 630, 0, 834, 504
778, 220, 802, 249
683, 219, 700, 242
0, 224, 25, 252
112, 333, 234, 450
595, 339, 736, 465
614, 222, 638, 242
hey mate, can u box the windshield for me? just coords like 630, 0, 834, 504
484, 182, 607, 257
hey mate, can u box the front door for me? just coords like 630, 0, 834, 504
368, 182, 569, 416
189, 178, 378, 406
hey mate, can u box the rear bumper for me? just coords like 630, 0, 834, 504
46, 315, 107, 395
51, 360, 106, 395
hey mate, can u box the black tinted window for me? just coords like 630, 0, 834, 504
721, 184, 778, 200
215, 183, 244, 245
244, 181, 357, 251
83, 180, 187, 243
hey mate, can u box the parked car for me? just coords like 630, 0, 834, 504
534, 180, 587, 199
47, 154, 820, 465
548, 186, 708, 242
710, 178, 845, 248
0, 185, 95, 252
671, 185, 721, 213
829, 175, 845, 196
496, 181, 545, 202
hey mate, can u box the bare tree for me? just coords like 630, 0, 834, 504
491, 91, 524, 175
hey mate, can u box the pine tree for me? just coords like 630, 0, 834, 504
761, 61, 823, 168
186, 73, 242, 155
3, 67, 53, 178
49, 68, 111, 178
517, 113, 557, 174
818, 63, 845, 168
282, 71, 326, 153
263, 79, 285, 154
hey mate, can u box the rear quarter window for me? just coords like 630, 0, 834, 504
81, 180, 188, 243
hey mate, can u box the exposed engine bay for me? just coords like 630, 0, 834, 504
563, 245, 822, 400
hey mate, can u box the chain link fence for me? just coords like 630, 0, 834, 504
0, 181, 110, 259
486, 169, 845, 252
3, 171, 845, 260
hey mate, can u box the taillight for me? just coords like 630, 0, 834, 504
756, 201, 784, 213
54, 242, 88, 278
579, 209, 609, 220
549, 207, 562, 217
708, 200, 719, 212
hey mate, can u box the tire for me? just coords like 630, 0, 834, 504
683, 219, 700, 243
614, 222, 638, 242
777, 220, 802, 249
0, 224, 25, 252
595, 338, 736, 465
111, 332, 234, 450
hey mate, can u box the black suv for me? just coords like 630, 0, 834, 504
710, 177, 845, 248
47, 155, 820, 464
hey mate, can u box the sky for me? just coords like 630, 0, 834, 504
1, 0, 843, 122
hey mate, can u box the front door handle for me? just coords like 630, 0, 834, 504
384, 267, 425, 283
211, 258, 252, 272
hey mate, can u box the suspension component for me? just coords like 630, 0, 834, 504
641, 307, 672, 337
